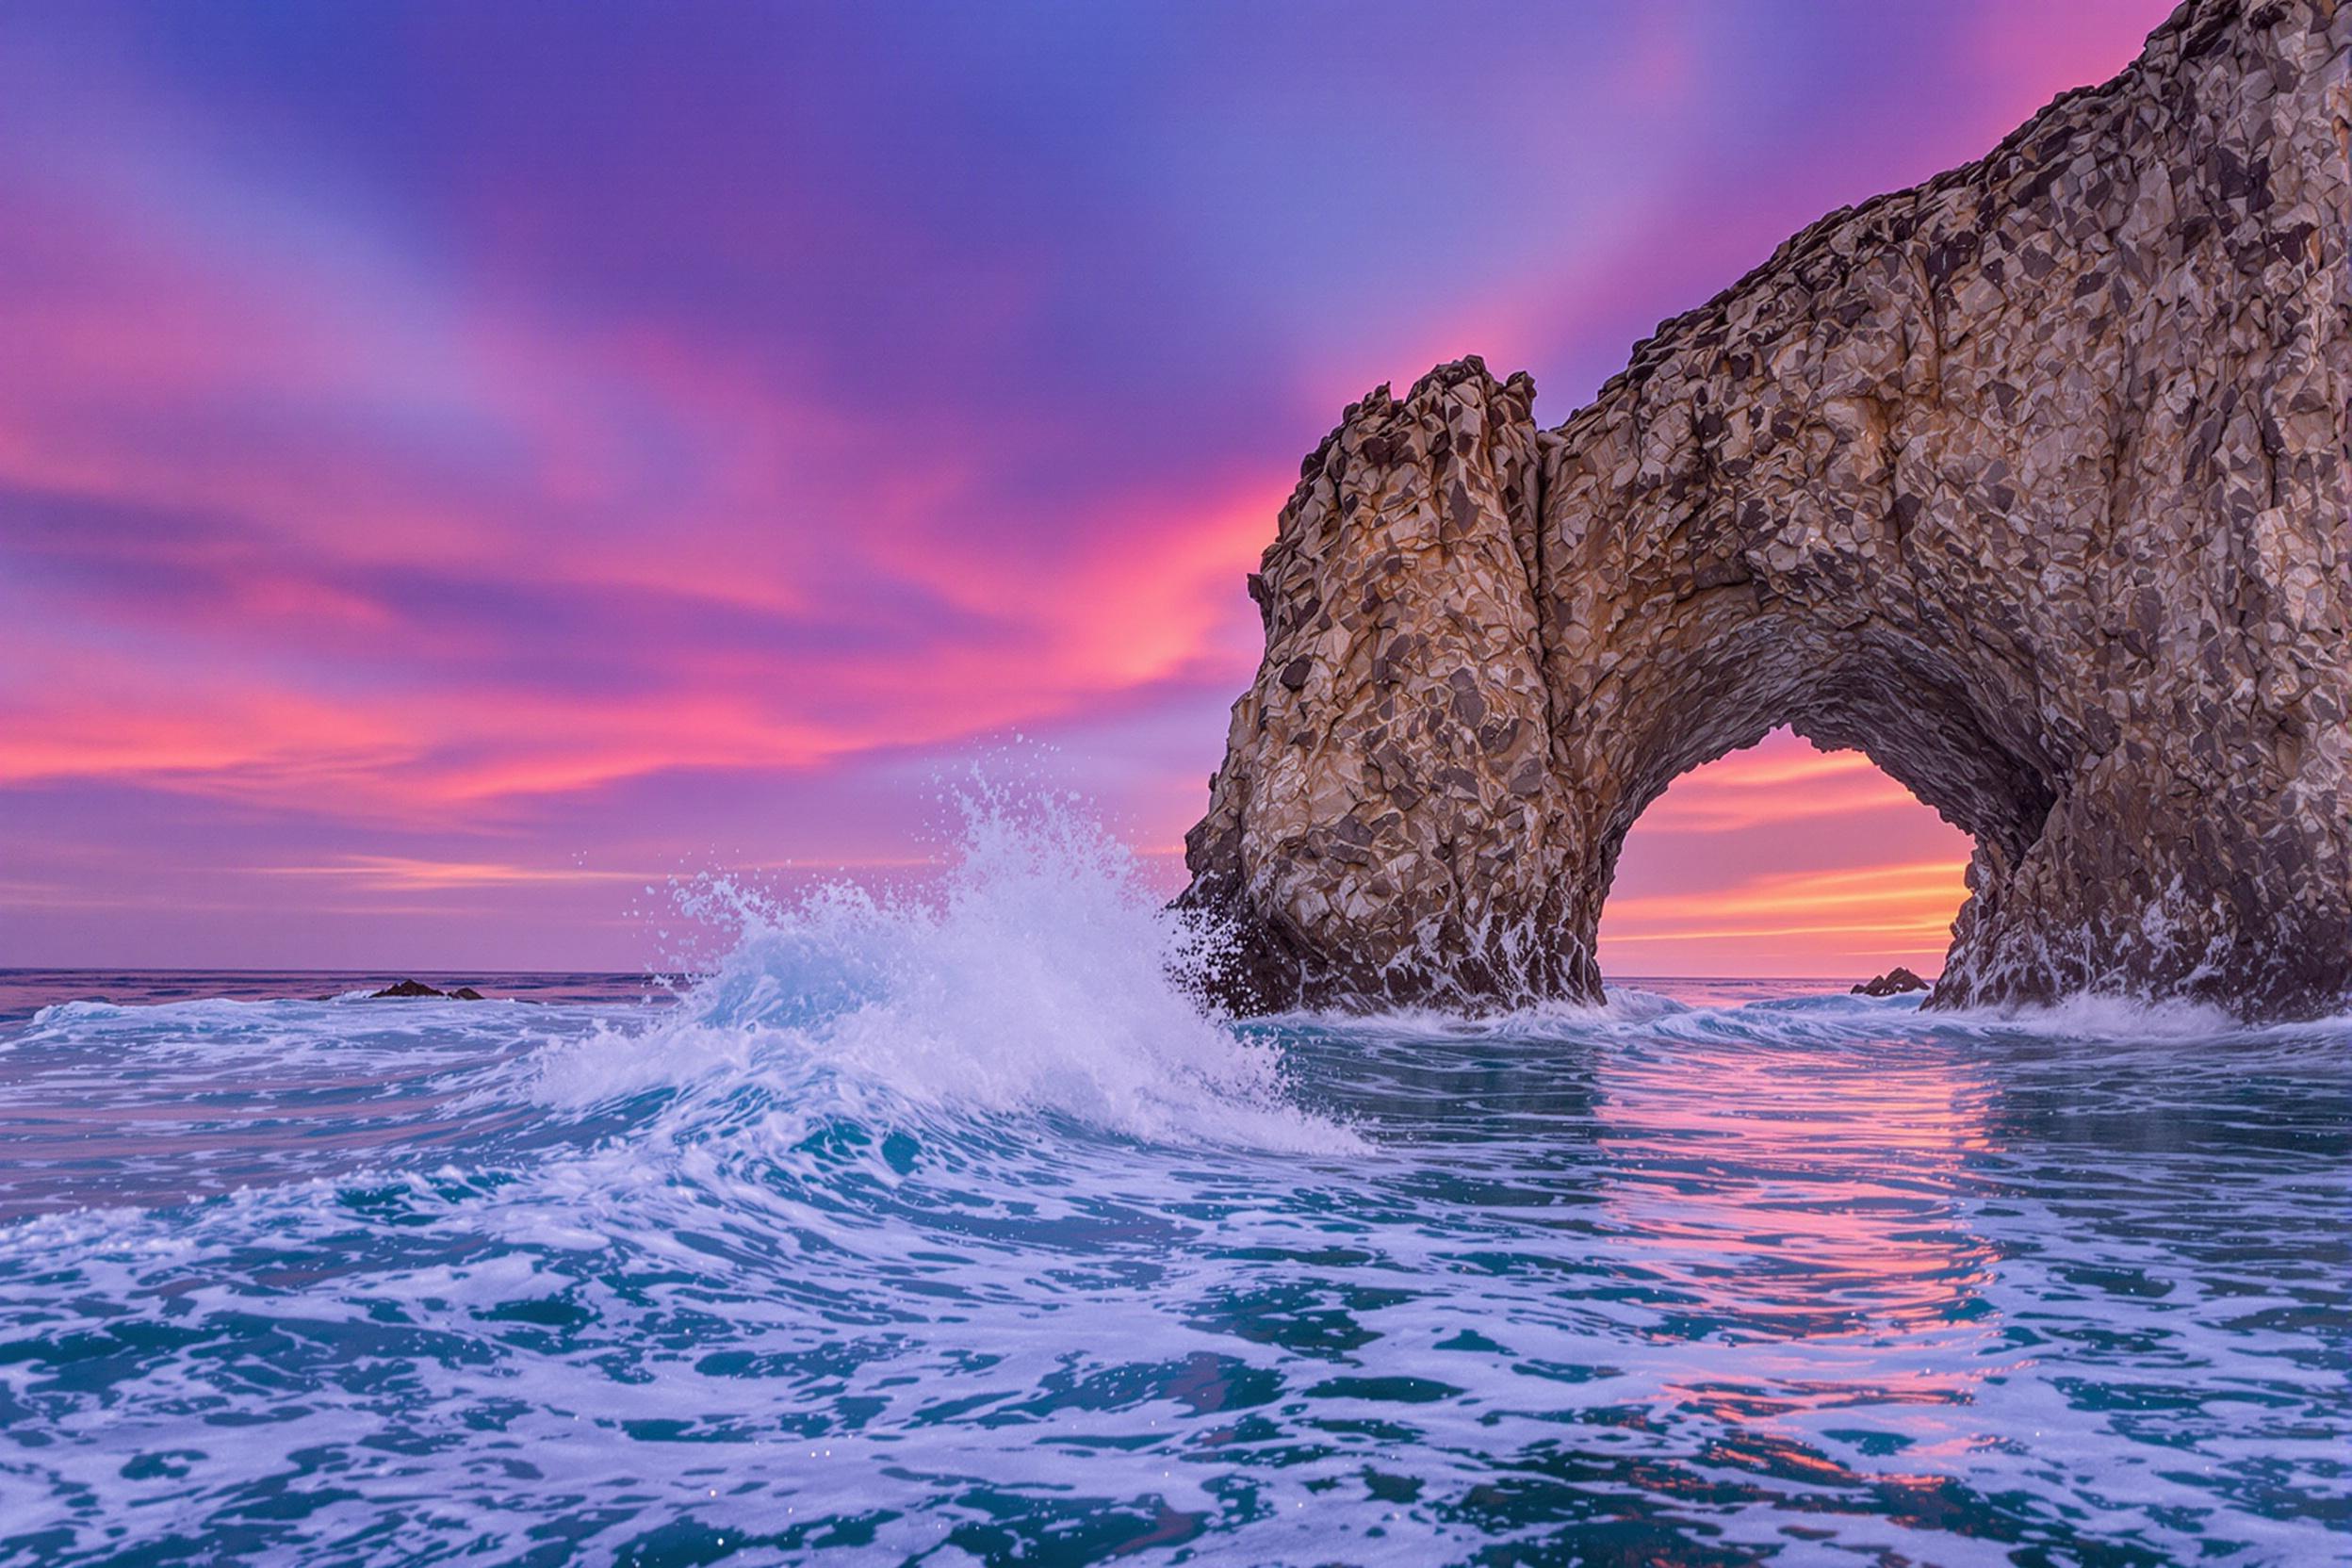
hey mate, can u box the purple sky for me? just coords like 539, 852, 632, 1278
0, 0, 2173, 973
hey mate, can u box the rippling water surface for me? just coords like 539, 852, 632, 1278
2, 810, 2346, 1566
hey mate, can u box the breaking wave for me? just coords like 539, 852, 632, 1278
530, 776, 1361, 1156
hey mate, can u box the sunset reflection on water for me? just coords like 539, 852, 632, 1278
1594, 1024, 2005, 1472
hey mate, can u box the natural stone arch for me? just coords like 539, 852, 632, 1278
1181, 0, 2350, 1021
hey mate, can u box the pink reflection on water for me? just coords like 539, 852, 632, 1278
1596, 1030, 2007, 1471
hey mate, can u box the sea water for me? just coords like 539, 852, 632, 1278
1, 799, 2346, 1565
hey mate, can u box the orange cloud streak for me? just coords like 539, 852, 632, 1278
1633, 746, 1928, 833
1603, 859, 1968, 952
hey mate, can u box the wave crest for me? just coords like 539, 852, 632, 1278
538, 777, 1361, 1154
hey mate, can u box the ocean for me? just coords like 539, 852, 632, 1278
1, 799, 2345, 1566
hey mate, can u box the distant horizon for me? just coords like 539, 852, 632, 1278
0, 964, 1924, 983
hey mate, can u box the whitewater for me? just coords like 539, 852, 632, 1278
1, 793, 2345, 1566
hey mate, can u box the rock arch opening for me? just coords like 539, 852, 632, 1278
1179, 0, 2349, 1021
1592, 728, 1973, 984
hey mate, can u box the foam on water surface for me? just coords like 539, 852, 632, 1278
0, 787, 2345, 1565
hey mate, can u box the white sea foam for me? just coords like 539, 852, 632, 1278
1269, 985, 1675, 1046
533, 776, 1363, 1154
1924, 988, 2248, 1038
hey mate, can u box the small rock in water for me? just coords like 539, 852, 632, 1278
448, 986, 484, 1001
369, 979, 444, 999
1852, 967, 1931, 997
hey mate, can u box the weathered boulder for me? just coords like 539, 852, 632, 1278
1854, 968, 1933, 998
368, 980, 484, 1000
370, 979, 445, 999
1183, 0, 2350, 1021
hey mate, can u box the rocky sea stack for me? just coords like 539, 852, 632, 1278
1182, 0, 2349, 1021
368, 980, 484, 1000
1854, 969, 1934, 999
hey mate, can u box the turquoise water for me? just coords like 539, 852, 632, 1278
1, 812, 2346, 1565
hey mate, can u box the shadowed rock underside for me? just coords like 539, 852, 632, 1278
1181, 0, 2351, 1021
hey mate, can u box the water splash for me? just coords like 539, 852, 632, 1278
535, 773, 1361, 1153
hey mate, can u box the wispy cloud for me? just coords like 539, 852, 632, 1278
1603, 860, 1970, 941
254, 857, 661, 891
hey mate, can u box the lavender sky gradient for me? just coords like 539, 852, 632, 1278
0, 1, 2174, 975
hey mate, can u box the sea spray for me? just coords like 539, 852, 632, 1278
535, 772, 1362, 1153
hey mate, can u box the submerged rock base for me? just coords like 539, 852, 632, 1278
1182, 0, 2350, 1021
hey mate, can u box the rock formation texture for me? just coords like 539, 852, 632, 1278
1853, 969, 1933, 999
1182, 0, 2350, 1021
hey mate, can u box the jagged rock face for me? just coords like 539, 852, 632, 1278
1182, 0, 2351, 1021
1183, 364, 1591, 1009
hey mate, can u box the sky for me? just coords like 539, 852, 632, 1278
0, 0, 2174, 977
